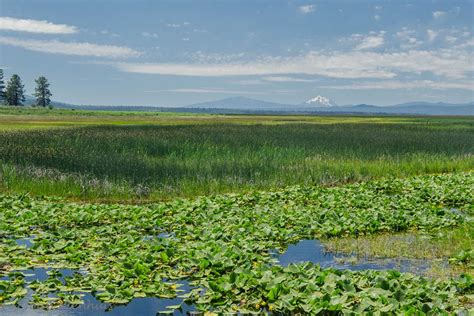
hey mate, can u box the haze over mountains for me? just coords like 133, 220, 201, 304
25, 95, 473, 115
184, 96, 473, 115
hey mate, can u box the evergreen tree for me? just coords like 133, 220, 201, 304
5, 74, 25, 106
0, 69, 5, 104
34, 76, 52, 108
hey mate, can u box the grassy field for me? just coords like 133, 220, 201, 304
1, 105, 472, 130
0, 107, 472, 202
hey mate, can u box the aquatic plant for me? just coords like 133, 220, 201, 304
0, 172, 473, 313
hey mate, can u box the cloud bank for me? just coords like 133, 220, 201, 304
0, 36, 141, 58
321, 80, 474, 90
0, 17, 77, 34
111, 48, 472, 79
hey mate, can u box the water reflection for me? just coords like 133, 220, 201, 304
15, 238, 34, 248
1, 239, 447, 315
0, 296, 197, 316
276, 239, 444, 275
0, 268, 198, 316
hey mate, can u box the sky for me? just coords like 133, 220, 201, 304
0, 0, 473, 107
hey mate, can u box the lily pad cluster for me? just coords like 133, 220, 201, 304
0, 172, 473, 313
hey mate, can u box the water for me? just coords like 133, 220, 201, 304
15, 237, 34, 248
0, 268, 198, 316
143, 232, 177, 241
2, 236, 199, 315
276, 239, 443, 275
0, 296, 198, 316
0, 239, 444, 315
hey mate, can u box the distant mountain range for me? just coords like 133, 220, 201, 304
183, 96, 473, 115
23, 95, 473, 116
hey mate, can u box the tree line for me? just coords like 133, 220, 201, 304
0, 69, 53, 108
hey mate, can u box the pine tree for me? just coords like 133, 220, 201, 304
5, 74, 25, 106
0, 69, 5, 104
34, 76, 52, 108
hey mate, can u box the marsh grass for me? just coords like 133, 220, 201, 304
324, 224, 473, 259
0, 118, 472, 201
1, 105, 473, 130
324, 223, 474, 279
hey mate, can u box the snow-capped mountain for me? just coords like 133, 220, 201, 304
302, 95, 337, 107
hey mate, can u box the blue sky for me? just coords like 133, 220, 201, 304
0, 0, 473, 106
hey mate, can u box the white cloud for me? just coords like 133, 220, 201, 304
100, 30, 119, 37
299, 5, 316, 14
341, 31, 385, 50
433, 11, 446, 18
453, 38, 474, 49
427, 29, 438, 41
445, 35, 458, 43
374, 15, 381, 21
355, 36, 384, 50
262, 76, 315, 82
426, 27, 471, 45
0, 36, 141, 58
0, 17, 77, 34
113, 55, 394, 79
185, 51, 246, 63
110, 48, 473, 79
142, 32, 158, 38
166, 23, 181, 28
353, 32, 385, 50
396, 27, 416, 41
320, 80, 474, 90
395, 27, 423, 48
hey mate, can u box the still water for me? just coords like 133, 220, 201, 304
0, 239, 441, 315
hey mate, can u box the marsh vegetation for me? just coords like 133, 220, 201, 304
0, 113, 472, 202
0, 109, 472, 314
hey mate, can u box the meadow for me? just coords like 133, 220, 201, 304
0, 107, 472, 202
0, 108, 473, 314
